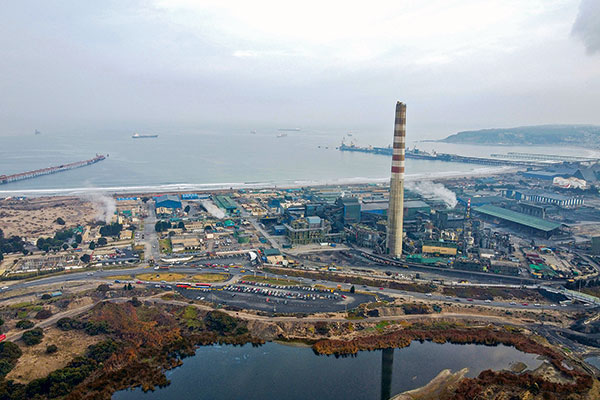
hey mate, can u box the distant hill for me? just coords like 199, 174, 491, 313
440, 125, 600, 147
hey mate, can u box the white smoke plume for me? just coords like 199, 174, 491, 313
82, 193, 117, 223
405, 181, 457, 208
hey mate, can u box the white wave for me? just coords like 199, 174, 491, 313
0, 166, 516, 197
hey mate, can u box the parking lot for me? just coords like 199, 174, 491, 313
174, 280, 378, 314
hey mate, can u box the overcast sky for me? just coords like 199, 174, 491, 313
1, 0, 599, 139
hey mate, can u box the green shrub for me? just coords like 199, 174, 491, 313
205, 311, 239, 335
15, 320, 34, 330
56, 317, 84, 331
0, 341, 22, 376
22, 328, 44, 346
46, 344, 58, 354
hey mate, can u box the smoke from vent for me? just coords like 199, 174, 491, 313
405, 181, 457, 208
83, 193, 117, 223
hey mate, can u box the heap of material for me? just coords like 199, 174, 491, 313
386, 101, 406, 257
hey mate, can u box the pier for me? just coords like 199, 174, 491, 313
339, 144, 548, 167
0, 154, 106, 185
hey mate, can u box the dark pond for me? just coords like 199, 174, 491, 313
113, 341, 543, 400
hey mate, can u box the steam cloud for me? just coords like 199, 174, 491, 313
572, 0, 600, 55
405, 181, 457, 208
83, 193, 116, 223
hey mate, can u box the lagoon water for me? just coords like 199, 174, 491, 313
113, 341, 542, 400
2, 129, 596, 196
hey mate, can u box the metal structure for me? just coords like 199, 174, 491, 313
491, 152, 599, 163
386, 101, 406, 257
0, 154, 106, 185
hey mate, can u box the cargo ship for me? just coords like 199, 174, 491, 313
132, 133, 159, 139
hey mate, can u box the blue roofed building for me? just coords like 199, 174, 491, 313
154, 195, 182, 210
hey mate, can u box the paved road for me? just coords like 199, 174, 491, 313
232, 197, 280, 250
4, 260, 594, 316
143, 201, 159, 263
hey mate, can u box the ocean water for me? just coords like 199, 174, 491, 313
1, 129, 594, 195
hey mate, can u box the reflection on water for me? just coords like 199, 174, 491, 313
381, 348, 394, 400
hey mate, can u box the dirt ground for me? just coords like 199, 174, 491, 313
6, 327, 104, 384
0, 196, 98, 239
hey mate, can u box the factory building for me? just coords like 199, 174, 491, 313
403, 200, 431, 218
361, 200, 388, 219
489, 260, 520, 276
518, 202, 548, 219
502, 189, 584, 208
336, 197, 361, 224
305, 202, 326, 217
349, 225, 384, 249
435, 210, 465, 230
214, 195, 238, 213
473, 204, 561, 238
421, 240, 458, 256
360, 199, 429, 220
592, 236, 600, 255
284, 216, 331, 245
154, 194, 182, 209
386, 101, 407, 257
521, 164, 600, 185
457, 195, 505, 207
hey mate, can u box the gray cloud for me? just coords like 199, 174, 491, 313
572, 0, 600, 54
1, 1, 599, 139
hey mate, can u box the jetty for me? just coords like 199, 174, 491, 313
338, 143, 548, 167
0, 154, 106, 185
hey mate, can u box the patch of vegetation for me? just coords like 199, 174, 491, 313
1, 301, 264, 399
204, 311, 248, 336
99, 223, 123, 237
96, 284, 111, 292
158, 239, 172, 253
0, 229, 27, 261
136, 272, 228, 283
375, 321, 389, 332
15, 320, 34, 330
180, 306, 205, 331
0, 341, 22, 377
36, 229, 77, 253
315, 321, 329, 335
1, 339, 121, 399
263, 266, 434, 293
35, 309, 53, 320
45, 344, 58, 354
442, 286, 542, 301
22, 327, 44, 346
56, 317, 114, 335
154, 221, 172, 232
402, 303, 432, 315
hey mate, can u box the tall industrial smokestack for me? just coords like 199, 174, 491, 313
386, 101, 406, 257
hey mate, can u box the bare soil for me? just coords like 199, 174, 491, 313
0, 196, 98, 239
6, 327, 104, 384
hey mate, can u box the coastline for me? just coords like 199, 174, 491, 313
0, 166, 519, 198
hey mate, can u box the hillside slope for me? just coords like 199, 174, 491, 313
441, 125, 600, 146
